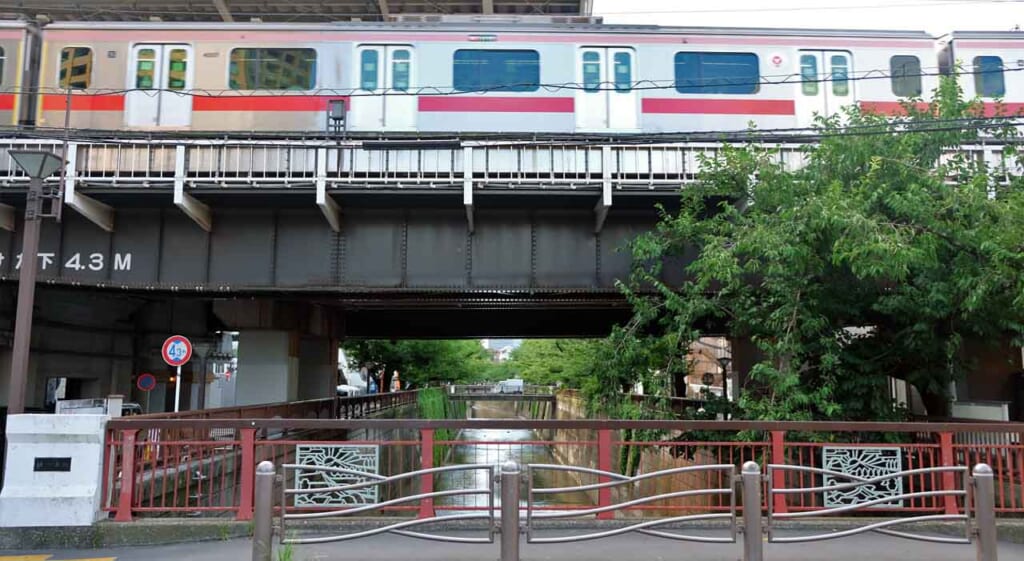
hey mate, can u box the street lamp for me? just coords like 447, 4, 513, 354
716, 356, 732, 403
6, 150, 65, 415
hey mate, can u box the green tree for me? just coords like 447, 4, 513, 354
342, 340, 491, 388
612, 77, 1024, 421
506, 339, 605, 387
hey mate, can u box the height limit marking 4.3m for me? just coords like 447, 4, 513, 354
161, 335, 192, 413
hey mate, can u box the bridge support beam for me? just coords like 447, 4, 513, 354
595, 146, 612, 233
0, 203, 13, 231
63, 143, 114, 232
464, 146, 474, 233
174, 145, 211, 231
316, 148, 341, 232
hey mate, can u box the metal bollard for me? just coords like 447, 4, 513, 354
741, 461, 764, 561
252, 461, 275, 561
500, 459, 521, 561
973, 463, 998, 561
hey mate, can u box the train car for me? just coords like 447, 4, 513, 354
0, 21, 37, 128
943, 31, 1024, 114
34, 20, 942, 135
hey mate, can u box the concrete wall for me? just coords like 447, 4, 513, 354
235, 330, 299, 406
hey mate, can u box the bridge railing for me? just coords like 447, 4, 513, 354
99, 418, 1024, 523
252, 458, 1000, 561
1, 139, 1019, 190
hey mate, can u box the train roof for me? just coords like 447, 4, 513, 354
948, 30, 1024, 41
39, 20, 935, 40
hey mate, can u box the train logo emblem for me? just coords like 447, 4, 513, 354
771, 54, 784, 67
161, 335, 192, 367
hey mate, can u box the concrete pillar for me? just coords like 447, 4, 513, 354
235, 331, 299, 406
297, 337, 338, 401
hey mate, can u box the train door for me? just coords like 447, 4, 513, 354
795, 50, 853, 128
352, 45, 416, 131
575, 47, 638, 131
126, 44, 193, 127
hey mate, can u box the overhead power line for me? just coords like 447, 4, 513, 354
22, 63, 1024, 99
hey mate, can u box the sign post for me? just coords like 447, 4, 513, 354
161, 336, 192, 413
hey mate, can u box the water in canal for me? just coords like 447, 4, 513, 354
435, 403, 593, 512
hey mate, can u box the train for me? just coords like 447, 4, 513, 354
0, 17, 1019, 135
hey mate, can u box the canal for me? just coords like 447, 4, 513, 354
435, 402, 593, 512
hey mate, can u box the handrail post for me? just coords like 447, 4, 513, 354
500, 459, 521, 561
939, 432, 959, 515
252, 461, 275, 561
769, 430, 788, 514
973, 463, 998, 561
113, 429, 139, 522
741, 461, 764, 561
237, 428, 258, 521
596, 429, 614, 519
419, 428, 436, 518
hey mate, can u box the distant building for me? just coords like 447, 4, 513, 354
480, 339, 520, 362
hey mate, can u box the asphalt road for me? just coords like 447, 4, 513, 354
3, 530, 1023, 561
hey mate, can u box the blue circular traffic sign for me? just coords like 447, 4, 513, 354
136, 373, 157, 392
162, 335, 193, 367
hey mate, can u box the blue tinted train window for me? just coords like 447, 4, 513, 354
453, 49, 540, 92
675, 52, 759, 94
973, 56, 1005, 97
582, 51, 600, 92
361, 49, 379, 91
392, 49, 410, 91
800, 54, 818, 96
831, 54, 849, 96
614, 52, 632, 92
890, 55, 922, 97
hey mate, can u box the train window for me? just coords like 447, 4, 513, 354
973, 56, 1005, 97
614, 52, 632, 92
582, 51, 600, 92
890, 55, 922, 97
361, 49, 378, 91
228, 48, 316, 90
800, 55, 818, 96
59, 47, 93, 89
392, 49, 410, 92
453, 49, 540, 92
831, 55, 849, 96
674, 52, 759, 94
168, 49, 188, 91
135, 49, 156, 89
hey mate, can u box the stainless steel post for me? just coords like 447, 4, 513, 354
500, 459, 521, 561
973, 463, 998, 561
252, 461, 275, 561
741, 461, 764, 561
7, 176, 43, 415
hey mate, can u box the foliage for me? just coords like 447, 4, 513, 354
417, 387, 467, 465
342, 340, 492, 388
613, 76, 1024, 422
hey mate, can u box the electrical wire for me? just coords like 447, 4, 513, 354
16, 63, 1023, 99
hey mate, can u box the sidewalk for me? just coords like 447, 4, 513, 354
4, 530, 1024, 561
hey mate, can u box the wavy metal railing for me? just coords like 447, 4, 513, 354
525, 463, 738, 544
278, 463, 496, 545
766, 464, 972, 544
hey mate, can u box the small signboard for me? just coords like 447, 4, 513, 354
161, 335, 192, 367
136, 373, 157, 392
33, 457, 72, 472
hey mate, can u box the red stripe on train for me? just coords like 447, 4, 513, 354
419, 96, 574, 113
42, 94, 125, 111
861, 101, 1024, 116
192, 95, 348, 111
0, 94, 16, 111
643, 98, 795, 115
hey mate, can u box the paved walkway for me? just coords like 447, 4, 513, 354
3, 531, 1023, 561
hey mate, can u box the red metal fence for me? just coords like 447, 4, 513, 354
100, 419, 1024, 522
